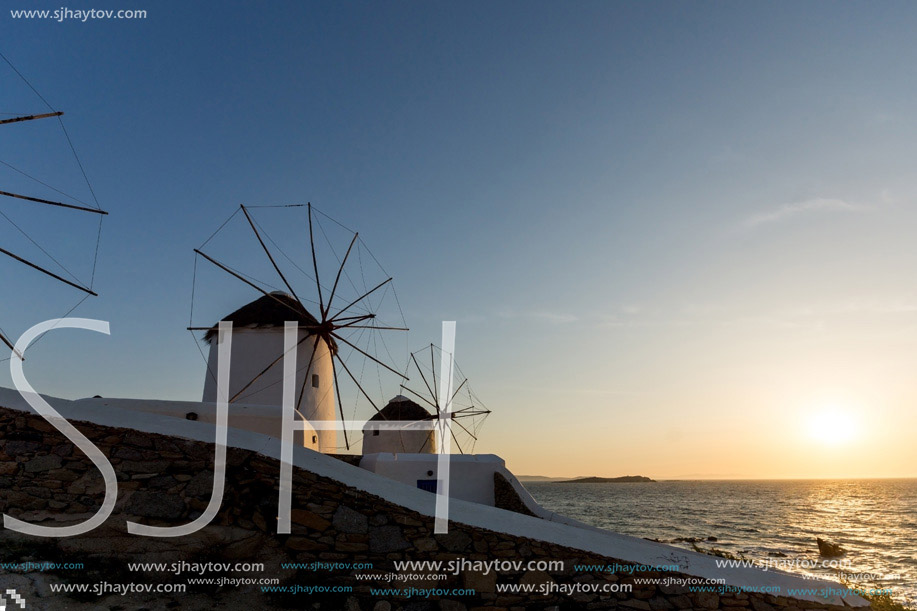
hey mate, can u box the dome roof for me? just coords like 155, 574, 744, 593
368, 396, 435, 422
204, 292, 323, 344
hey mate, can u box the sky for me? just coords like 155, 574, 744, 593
2, 1, 917, 479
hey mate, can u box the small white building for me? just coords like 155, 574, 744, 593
362, 396, 437, 455
202, 292, 337, 452
360, 453, 505, 505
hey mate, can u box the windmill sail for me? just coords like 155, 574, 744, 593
188, 203, 409, 451
1, 53, 107, 360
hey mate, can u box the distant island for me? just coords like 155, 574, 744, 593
554, 475, 656, 484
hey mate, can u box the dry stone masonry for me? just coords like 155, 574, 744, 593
0, 406, 867, 610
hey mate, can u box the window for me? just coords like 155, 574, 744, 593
312, 374, 320, 388
373, 429, 380, 436
417, 479, 438, 493
312, 435, 317, 444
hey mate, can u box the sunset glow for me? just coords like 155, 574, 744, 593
805, 405, 858, 447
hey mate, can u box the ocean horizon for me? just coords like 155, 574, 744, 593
521, 476, 917, 481
524, 478, 917, 605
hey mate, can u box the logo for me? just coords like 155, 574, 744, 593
0, 589, 26, 610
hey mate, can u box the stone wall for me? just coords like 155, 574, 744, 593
0, 406, 866, 610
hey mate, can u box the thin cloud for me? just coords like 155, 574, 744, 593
495, 384, 650, 396
741, 198, 864, 229
787, 299, 917, 317
497, 309, 578, 324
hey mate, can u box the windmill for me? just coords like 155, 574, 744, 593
0, 52, 107, 360
188, 203, 409, 451
397, 343, 491, 454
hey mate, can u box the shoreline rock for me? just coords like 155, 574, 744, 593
553, 475, 656, 484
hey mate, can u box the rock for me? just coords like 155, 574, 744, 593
750, 598, 776, 611
816, 537, 845, 557
285, 536, 326, 552
669, 595, 693, 609
369, 525, 409, 553
335, 541, 369, 552
124, 431, 155, 448
659, 584, 687, 596
649, 596, 675, 609
222, 531, 265, 559
374, 603, 392, 611
52, 444, 73, 457
518, 570, 554, 589
634, 586, 656, 600
414, 537, 438, 552
3, 440, 41, 456
291, 508, 331, 531
693, 592, 720, 609
438, 530, 472, 552
462, 569, 496, 593
67, 472, 105, 495
124, 491, 186, 519
183, 471, 216, 497
148, 475, 178, 489
370, 513, 388, 526
438, 601, 466, 611
24, 454, 62, 472
119, 459, 172, 475
333, 505, 368, 534
47, 468, 80, 482
112, 445, 151, 461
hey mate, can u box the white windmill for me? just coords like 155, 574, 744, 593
188, 203, 409, 453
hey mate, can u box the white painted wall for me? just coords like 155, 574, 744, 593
361, 423, 436, 454
360, 453, 502, 505
79, 396, 320, 451
201, 327, 336, 452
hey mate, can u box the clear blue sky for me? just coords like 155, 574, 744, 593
3, 1, 917, 477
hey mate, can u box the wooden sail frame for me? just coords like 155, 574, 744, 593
399, 343, 492, 454
1, 100, 108, 359
190, 203, 409, 450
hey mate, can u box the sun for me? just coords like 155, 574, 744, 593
805, 406, 857, 446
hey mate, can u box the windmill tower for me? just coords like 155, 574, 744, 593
201, 292, 337, 451
362, 395, 437, 454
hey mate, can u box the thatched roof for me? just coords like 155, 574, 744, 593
204, 292, 328, 346
369, 396, 435, 422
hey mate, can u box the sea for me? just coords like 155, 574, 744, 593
524, 479, 917, 605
